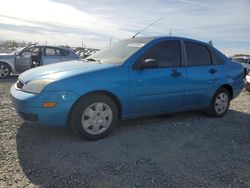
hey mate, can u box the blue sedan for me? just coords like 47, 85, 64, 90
10, 37, 244, 140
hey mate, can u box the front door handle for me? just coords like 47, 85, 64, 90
171, 69, 182, 78
209, 68, 217, 74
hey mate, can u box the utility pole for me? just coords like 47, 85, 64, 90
109, 38, 112, 45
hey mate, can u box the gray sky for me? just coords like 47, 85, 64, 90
0, 0, 249, 55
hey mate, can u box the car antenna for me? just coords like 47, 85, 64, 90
132, 17, 164, 38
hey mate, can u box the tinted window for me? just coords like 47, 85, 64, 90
137, 40, 181, 68
60, 49, 70, 56
212, 49, 224, 65
185, 42, 212, 66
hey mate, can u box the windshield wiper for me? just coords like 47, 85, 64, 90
85, 58, 102, 64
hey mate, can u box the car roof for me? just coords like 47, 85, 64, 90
35, 45, 72, 51
129, 36, 211, 47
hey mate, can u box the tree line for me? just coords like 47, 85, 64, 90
0, 40, 33, 48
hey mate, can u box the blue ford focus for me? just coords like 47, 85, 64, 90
10, 37, 244, 140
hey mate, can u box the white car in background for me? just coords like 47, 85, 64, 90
245, 75, 250, 92
0, 44, 80, 79
231, 56, 250, 75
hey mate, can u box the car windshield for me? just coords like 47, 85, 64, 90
87, 38, 153, 65
10, 44, 35, 55
9, 47, 25, 54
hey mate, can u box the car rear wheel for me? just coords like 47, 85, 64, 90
0, 63, 11, 79
69, 94, 118, 140
206, 87, 230, 117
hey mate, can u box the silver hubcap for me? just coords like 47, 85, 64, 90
0, 65, 9, 78
81, 102, 113, 135
215, 92, 229, 114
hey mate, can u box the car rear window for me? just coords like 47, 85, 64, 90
185, 42, 212, 66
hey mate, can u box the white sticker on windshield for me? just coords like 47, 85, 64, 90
127, 43, 145, 48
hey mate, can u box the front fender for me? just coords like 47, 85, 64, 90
76, 81, 130, 117
0, 57, 15, 73
45, 66, 131, 117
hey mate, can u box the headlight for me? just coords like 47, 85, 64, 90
21, 79, 55, 93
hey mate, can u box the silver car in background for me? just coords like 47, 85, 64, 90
231, 56, 250, 75
0, 44, 80, 78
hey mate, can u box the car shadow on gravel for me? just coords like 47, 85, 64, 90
0, 75, 18, 83
16, 109, 250, 187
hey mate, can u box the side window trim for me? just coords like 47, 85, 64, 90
183, 41, 213, 67
180, 40, 187, 67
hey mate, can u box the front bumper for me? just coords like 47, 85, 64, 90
10, 85, 79, 126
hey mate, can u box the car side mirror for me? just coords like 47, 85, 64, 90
141, 59, 159, 69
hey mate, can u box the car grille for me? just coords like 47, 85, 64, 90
16, 80, 24, 89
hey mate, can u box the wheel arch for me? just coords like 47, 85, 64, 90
220, 84, 233, 99
67, 90, 122, 126
0, 61, 13, 78
84, 90, 122, 117
0, 61, 12, 72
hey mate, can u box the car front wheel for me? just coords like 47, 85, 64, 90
0, 63, 11, 79
206, 88, 230, 117
70, 94, 118, 140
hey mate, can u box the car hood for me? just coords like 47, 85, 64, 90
0, 54, 14, 58
19, 60, 116, 83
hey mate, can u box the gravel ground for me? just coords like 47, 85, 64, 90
1, 76, 250, 188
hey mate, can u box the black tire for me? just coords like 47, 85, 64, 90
0, 62, 11, 79
69, 94, 118, 140
206, 87, 231, 117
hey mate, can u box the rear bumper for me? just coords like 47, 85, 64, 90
232, 80, 245, 99
10, 85, 79, 126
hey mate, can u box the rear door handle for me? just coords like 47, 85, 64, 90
209, 68, 217, 74
171, 69, 182, 78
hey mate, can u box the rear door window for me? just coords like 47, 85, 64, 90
45, 47, 57, 56
185, 42, 212, 66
